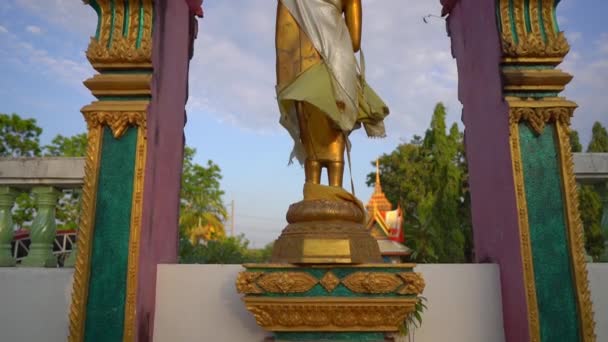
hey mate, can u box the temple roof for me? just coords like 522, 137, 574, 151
365, 159, 393, 212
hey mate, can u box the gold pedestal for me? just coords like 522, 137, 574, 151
271, 199, 382, 264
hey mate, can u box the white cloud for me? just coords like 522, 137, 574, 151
597, 33, 608, 55
15, 0, 95, 33
187, 0, 458, 139
25, 25, 41, 34
0, 25, 8, 34
0, 26, 92, 89
562, 33, 608, 145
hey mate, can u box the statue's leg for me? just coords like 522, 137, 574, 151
327, 161, 344, 187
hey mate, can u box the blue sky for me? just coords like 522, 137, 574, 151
0, 0, 606, 247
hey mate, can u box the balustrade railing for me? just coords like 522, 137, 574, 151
0, 154, 606, 267
0, 157, 84, 267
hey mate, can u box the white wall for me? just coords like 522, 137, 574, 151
0, 268, 73, 342
153, 264, 506, 342
0, 264, 605, 342
589, 264, 608, 340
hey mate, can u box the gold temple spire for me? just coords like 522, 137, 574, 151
366, 159, 392, 212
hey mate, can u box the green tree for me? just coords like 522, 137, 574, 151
586, 122, 608, 153
0, 113, 43, 227
44, 133, 88, 157
0, 113, 42, 157
578, 186, 605, 260
569, 129, 582, 153
579, 121, 608, 260
367, 103, 471, 263
43, 133, 88, 230
179, 147, 228, 244
179, 234, 250, 264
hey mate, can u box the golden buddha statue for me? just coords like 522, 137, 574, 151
272, 0, 389, 264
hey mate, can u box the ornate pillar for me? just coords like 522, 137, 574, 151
0, 187, 17, 267
69, 1, 151, 341
68, 0, 198, 341
443, 0, 596, 341
21, 186, 61, 267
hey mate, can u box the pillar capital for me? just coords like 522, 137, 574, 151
84, 0, 154, 71
497, 0, 569, 66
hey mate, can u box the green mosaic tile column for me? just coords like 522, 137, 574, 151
519, 123, 580, 341
83, 127, 137, 341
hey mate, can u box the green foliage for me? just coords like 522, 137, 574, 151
576, 121, 608, 260
178, 234, 271, 264
368, 103, 471, 263
569, 129, 582, 153
399, 296, 428, 340
44, 133, 88, 157
578, 185, 605, 260
0, 113, 42, 157
586, 122, 608, 153
179, 147, 228, 243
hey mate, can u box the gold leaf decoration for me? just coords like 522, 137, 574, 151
257, 272, 318, 294
555, 123, 597, 342
235, 272, 264, 294
86, 36, 152, 65
244, 298, 416, 332
509, 107, 573, 135
68, 125, 103, 342
397, 273, 426, 295
319, 272, 340, 292
83, 111, 146, 139
342, 272, 401, 294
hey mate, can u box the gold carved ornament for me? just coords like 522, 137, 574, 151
256, 272, 318, 293
68, 123, 103, 342
341, 272, 402, 294
319, 272, 340, 292
509, 107, 573, 135
555, 123, 597, 342
397, 272, 426, 295
237, 270, 425, 296
508, 119, 541, 342
83, 111, 147, 139
236, 272, 264, 294
244, 298, 416, 332
85, 0, 153, 68
122, 123, 147, 342
497, 0, 570, 61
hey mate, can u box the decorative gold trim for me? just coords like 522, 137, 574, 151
83, 74, 152, 97
509, 106, 574, 135
236, 272, 264, 294
509, 120, 541, 342
257, 272, 318, 294
397, 272, 426, 295
122, 123, 147, 342
555, 122, 597, 342
236, 268, 425, 296
319, 272, 340, 292
501, 69, 573, 92
85, 0, 154, 70
243, 297, 417, 332
242, 263, 417, 269
68, 125, 103, 342
83, 111, 146, 139
342, 272, 402, 294
498, 0, 570, 60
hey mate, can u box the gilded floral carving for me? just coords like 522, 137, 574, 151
236, 272, 264, 294
397, 272, 426, 295
342, 272, 402, 294
256, 272, 318, 293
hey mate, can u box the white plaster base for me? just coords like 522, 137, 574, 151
153, 264, 506, 342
